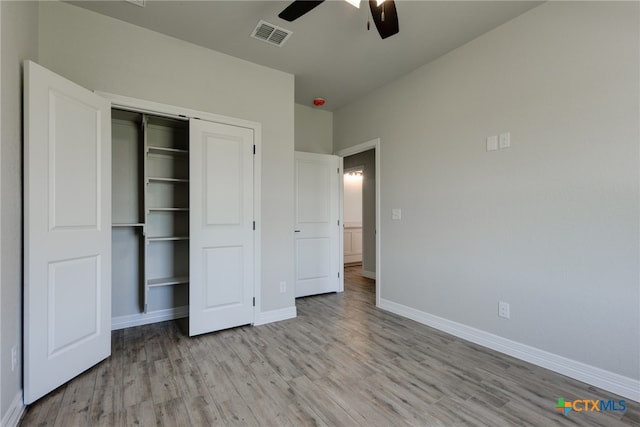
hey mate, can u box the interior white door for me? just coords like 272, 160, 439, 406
189, 119, 254, 336
24, 61, 111, 404
294, 151, 341, 297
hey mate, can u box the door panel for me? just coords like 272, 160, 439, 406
24, 61, 111, 404
48, 256, 100, 356
203, 246, 244, 308
203, 136, 244, 225
189, 119, 254, 336
295, 152, 341, 298
50, 91, 100, 228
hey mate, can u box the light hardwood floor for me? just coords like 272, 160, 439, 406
21, 265, 639, 426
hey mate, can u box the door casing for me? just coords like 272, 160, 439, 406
335, 139, 381, 307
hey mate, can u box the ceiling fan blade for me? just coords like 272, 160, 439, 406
279, 0, 325, 22
369, 0, 399, 39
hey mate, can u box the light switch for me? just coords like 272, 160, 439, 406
392, 208, 402, 220
486, 135, 498, 152
499, 132, 511, 149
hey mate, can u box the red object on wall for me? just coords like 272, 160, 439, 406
313, 97, 326, 107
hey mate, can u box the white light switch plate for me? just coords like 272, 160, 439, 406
499, 132, 511, 149
486, 135, 498, 152
392, 209, 402, 220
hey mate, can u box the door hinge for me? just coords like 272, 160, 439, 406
253, 221, 256, 230
253, 145, 256, 155
253, 297, 256, 307
338, 272, 340, 278
337, 219, 340, 226
337, 167, 340, 174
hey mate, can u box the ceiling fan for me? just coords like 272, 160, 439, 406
278, 0, 399, 40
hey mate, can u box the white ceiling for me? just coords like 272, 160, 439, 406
68, 0, 542, 111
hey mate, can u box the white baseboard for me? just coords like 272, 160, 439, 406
362, 270, 376, 280
254, 306, 297, 326
1, 391, 25, 427
111, 305, 189, 330
379, 298, 640, 403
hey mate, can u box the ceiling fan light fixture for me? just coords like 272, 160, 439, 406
345, 0, 361, 8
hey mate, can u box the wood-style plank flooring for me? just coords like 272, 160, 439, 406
21, 266, 639, 426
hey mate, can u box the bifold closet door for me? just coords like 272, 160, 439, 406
24, 61, 112, 404
189, 119, 255, 336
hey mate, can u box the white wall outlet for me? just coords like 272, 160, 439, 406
498, 301, 510, 319
392, 208, 402, 220
279, 281, 287, 294
11, 345, 17, 371
486, 135, 498, 152
499, 132, 511, 149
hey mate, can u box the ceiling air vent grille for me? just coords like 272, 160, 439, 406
251, 20, 292, 47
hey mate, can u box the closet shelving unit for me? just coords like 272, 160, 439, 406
143, 115, 190, 311
112, 109, 190, 314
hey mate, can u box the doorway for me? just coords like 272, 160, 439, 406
337, 139, 380, 306
343, 166, 364, 267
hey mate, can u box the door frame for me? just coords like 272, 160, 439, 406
96, 91, 262, 324
335, 138, 381, 307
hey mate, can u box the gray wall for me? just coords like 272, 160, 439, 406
343, 149, 375, 276
334, 1, 639, 380
1, 0, 38, 419
294, 103, 333, 154
38, 1, 296, 314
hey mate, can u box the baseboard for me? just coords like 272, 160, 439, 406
1, 391, 25, 427
111, 305, 189, 330
254, 306, 297, 326
362, 270, 376, 280
379, 298, 640, 403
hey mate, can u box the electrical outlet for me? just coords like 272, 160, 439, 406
11, 345, 17, 371
279, 281, 287, 294
498, 301, 510, 319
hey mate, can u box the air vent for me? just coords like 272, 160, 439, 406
125, 0, 145, 7
251, 20, 292, 47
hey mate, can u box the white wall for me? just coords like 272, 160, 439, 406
0, 1, 3, 416
334, 1, 639, 383
294, 103, 333, 154
343, 174, 363, 226
37, 1, 295, 314
1, 0, 38, 422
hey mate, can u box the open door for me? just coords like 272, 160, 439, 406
294, 152, 342, 297
189, 119, 255, 336
24, 61, 111, 404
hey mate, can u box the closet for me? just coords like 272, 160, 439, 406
24, 61, 259, 404
112, 110, 190, 319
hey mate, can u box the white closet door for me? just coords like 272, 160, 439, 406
189, 119, 254, 336
294, 152, 341, 297
24, 61, 111, 404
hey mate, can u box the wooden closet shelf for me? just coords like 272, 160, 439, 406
147, 276, 189, 288
148, 146, 188, 156
147, 177, 189, 183
148, 236, 189, 242
148, 207, 189, 212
